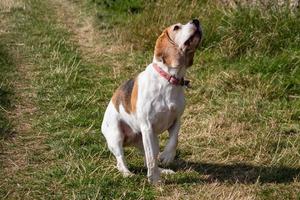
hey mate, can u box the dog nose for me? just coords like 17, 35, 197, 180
191, 19, 200, 28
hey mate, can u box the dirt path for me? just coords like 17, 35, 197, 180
50, 0, 124, 61
50, 0, 129, 81
53, 0, 103, 59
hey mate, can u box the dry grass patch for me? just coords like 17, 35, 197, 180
0, 0, 25, 12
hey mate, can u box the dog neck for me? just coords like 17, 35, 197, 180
152, 58, 186, 79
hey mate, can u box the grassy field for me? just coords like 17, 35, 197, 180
0, 0, 300, 199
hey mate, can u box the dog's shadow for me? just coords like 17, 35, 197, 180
130, 159, 300, 185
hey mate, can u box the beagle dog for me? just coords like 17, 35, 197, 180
101, 19, 202, 184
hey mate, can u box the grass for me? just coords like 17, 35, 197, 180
1, 0, 300, 199
0, 43, 14, 139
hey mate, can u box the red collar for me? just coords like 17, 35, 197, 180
152, 63, 190, 87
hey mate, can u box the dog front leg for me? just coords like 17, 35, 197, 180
159, 119, 180, 165
141, 125, 160, 184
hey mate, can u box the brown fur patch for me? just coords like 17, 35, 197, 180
130, 78, 138, 113
112, 77, 138, 113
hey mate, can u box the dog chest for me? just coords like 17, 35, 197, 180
148, 96, 184, 133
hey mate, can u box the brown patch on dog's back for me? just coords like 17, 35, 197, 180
112, 77, 138, 113
130, 78, 138, 113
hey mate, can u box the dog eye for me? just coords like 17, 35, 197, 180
173, 25, 180, 31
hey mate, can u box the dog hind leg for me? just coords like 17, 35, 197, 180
101, 104, 133, 177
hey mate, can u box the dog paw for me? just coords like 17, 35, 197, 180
159, 151, 176, 165
148, 177, 162, 185
122, 171, 134, 177
159, 167, 175, 174
120, 170, 134, 178
148, 169, 161, 184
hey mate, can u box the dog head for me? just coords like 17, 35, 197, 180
154, 19, 202, 68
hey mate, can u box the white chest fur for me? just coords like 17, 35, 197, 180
136, 64, 186, 134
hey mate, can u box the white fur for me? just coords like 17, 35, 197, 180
173, 22, 199, 51
101, 21, 200, 184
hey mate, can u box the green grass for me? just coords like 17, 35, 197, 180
1, 0, 300, 199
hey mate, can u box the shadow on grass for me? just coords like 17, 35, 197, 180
165, 159, 300, 184
0, 87, 14, 139
0, 43, 14, 139
128, 158, 300, 184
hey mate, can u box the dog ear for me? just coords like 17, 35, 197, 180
154, 29, 168, 63
154, 29, 180, 67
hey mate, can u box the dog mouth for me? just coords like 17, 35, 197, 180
184, 29, 201, 47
